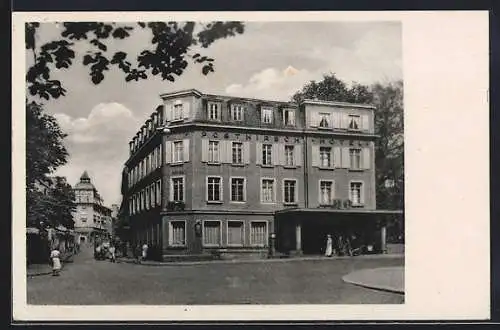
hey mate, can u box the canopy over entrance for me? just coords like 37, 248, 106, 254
274, 208, 403, 255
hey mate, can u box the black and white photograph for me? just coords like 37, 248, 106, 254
13, 10, 489, 321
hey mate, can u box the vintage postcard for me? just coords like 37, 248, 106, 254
12, 10, 489, 321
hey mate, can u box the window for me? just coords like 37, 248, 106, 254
208, 141, 220, 163
261, 178, 275, 203
207, 177, 222, 202
232, 142, 243, 164
231, 178, 245, 202
203, 221, 221, 246
350, 182, 363, 206
262, 144, 272, 166
173, 141, 184, 163
208, 102, 219, 120
350, 148, 361, 170
320, 147, 332, 168
169, 221, 186, 246
261, 107, 273, 124
171, 177, 184, 202
285, 145, 294, 166
319, 113, 331, 128
283, 180, 297, 204
283, 109, 295, 126
319, 181, 334, 205
348, 115, 360, 130
173, 103, 183, 120
250, 221, 267, 246
227, 221, 244, 246
231, 104, 244, 121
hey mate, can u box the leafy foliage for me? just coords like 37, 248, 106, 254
26, 177, 76, 229
291, 74, 404, 211
26, 21, 245, 100
26, 102, 68, 190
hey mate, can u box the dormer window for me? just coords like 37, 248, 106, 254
261, 107, 273, 124
231, 104, 244, 122
319, 113, 331, 128
207, 102, 220, 121
283, 109, 295, 126
348, 115, 360, 130
173, 100, 183, 120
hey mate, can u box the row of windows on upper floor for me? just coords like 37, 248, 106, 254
128, 175, 367, 216
129, 100, 372, 154
127, 139, 372, 188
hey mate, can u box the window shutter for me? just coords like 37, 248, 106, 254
221, 141, 231, 163
165, 102, 172, 122
169, 178, 174, 202
360, 182, 366, 205
311, 145, 319, 167
309, 111, 318, 127
256, 142, 262, 165
183, 102, 190, 120
165, 141, 173, 164
272, 143, 279, 165
278, 144, 285, 166
361, 114, 369, 131
220, 177, 224, 201
183, 139, 190, 162
333, 146, 341, 168
362, 147, 370, 169
168, 223, 173, 245
295, 144, 302, 166
341, 113, 349, 129
341, 147, 350, 168
243, 142, 250, 164
201, 139, 208, 162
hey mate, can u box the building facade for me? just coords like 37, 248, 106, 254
72, 171, 113, 244
123, 89, 390, 258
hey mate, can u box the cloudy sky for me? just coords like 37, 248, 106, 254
30, 21, 402, 206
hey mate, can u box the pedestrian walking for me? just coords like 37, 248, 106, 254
325, 234, 333, 257
134, 244, 142, 264
142, 243, 148, 262
109, 244, 116, 262
50, 246, 62, 276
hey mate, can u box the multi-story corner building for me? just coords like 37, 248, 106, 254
72, 171, 113, 244
123, 89, 402, 258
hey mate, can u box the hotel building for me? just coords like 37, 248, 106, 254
123, 89, 400, 258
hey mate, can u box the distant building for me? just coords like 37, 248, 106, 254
72, 171, 112, 244
110, 203, 119, 238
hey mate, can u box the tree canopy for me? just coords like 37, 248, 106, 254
26, 21, 245, 100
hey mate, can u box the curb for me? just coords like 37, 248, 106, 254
117, 253, 404, 267
341, 267, 404, 294
27, 254, 75, 277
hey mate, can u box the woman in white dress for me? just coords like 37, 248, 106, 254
325, 234, 333, 257
50, 246, 62, 276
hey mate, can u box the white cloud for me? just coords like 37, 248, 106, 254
53, 102, 139, 205
225, 27, 402, 100
225, 66, 315, 101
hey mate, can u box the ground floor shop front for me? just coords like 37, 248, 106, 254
129, 209, 403, 260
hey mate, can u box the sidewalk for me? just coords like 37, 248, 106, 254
117, 253, 404, 267
342, 266, 404, 294
27, 252, 76, 277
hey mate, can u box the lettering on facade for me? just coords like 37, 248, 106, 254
172, 170, 184, 176
224, 133, 229, 139
202, 131, 207, 136
274, 136, 279, 142
295, 137, 300, 143
246, 134, 251, 140
213, 132, 218, 138
264, 135, 269, 141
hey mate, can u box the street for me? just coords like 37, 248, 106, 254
27, 246, 404, 305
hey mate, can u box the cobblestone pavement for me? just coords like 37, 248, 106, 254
27, 246, 404, 305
